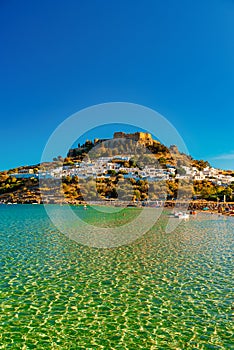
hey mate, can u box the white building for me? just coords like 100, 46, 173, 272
194, 172, 206, 181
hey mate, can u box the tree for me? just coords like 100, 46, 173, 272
176, 167, 186, 176
133, 189, 141, 201
193, 160, 210, 171
178, 181, 194, 199
117, 180, 133, 202
107, 170, 116, 176
158, 157, 167, 165
79, 178, 99, 201
129, 158, 137, 167
149, 181, 167, 200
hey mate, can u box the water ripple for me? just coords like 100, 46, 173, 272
0, 205, 233, 349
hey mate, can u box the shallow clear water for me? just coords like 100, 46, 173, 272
0, 205, 233, 349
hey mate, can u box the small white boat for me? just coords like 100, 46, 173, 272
84, 204, 87, 210
174, 212, 189, 220
174, 211, 182, 217
178, 213, 189, 220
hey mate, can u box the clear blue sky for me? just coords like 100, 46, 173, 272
0, 0, 234, 170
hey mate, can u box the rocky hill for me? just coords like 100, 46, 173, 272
0, 132, 233, 204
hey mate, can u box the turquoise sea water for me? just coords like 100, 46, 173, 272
0, 205, 233, 349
